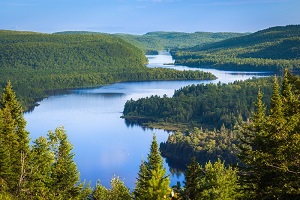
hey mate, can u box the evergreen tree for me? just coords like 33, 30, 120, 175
109, 177, 132, 200
0, 82, 91, 199
93, 178, 131, 200
239, 72, 300, 199
93, 181, 109, 200
134, 160, 149, 199
24, 136, 54, 199
48, 127, 81, 199
197, 159, 241, 200
184, 157, 202, 200
1, 81, 29, 152
0, 82, 30, 197
134, 134, 171, 199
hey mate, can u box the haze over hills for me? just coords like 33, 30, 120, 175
172, 25, 300, 70
114, 31, 249, 54
55, 31, 248, 54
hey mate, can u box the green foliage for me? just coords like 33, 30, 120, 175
184, 157, 202, 199
93, 181, 109, 200
123, 77, 274, 130
93, 178, 131, 200
160, 126, 240, 170
0, 82, 91, 199
172, 25, 300, 70
48, 127, 81, 199
109, 177, 132, 200
239, 70, 300, 199
197, 159, 241, 200
134, 134, 171, 199
115, 31, 248, 54
0, 82, 30, 197
183, 158, 241, 200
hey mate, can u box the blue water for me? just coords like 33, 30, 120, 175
24, 51, 272, 190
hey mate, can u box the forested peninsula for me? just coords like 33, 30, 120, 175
172, 25, 300, 70
123, 77, 275, 130
0, 30, 216, 110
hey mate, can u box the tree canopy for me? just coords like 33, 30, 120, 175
172, 25, 300, 70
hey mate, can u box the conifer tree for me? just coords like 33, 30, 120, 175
239, 72, 300, 199
0, 81, 30, 196
24, 136, 54, 199
134, 134, 171, 199
93, 181, 109, 200
134, 160, 149, 199
109, 177, 131, 200
197, 159, 241, 200
184, 157, 202, 200
48, 127, 81, 199
93, 178, 131, 200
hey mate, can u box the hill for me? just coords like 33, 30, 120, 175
55, 31, 248, 54
115, 31, 248, 54
172, 25, 300, 70
0, 30, 216, 110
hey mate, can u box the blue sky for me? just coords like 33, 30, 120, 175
0, 0, 299, 34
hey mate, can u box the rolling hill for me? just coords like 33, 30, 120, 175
172, 25, 300, 70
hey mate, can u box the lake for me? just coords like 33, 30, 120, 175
24, 50, 272, 190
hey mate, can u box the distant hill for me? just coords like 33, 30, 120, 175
115, 31, 248, 54
55, 31, 248, 54
172, 25, 300, 70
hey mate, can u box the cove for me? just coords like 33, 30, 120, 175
24, 50, 272, 189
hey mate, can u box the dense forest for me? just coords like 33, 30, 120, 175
172, 25, 300, 70
1, 70, 299, 199
56, 31, 248, 54
123, 77, 275, 130
0, 30, 216, 110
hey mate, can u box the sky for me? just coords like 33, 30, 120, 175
0, 0, 299, 34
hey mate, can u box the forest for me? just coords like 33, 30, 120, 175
171, 25, 300, 70
123, 77, 275, 130
1, 70, 299, 199
56, 31, 247, 55
0, 30, 216, 110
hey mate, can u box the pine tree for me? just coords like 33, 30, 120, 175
109, 177, 131, 200
1, 81, 29, 152
48, 127, 81, 199
197, 159, 241, 200
0, 82, 30, 197
238, 89, 267, 197
134, 160, 149, 199
134, 134, 171, 199
239, 72, 300, 199
93, 181, 109, 200
24, 136, 55, 199
184, 157, 202, 200
92, 178, 131, 200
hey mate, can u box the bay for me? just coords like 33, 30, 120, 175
24, 50, 272, 189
